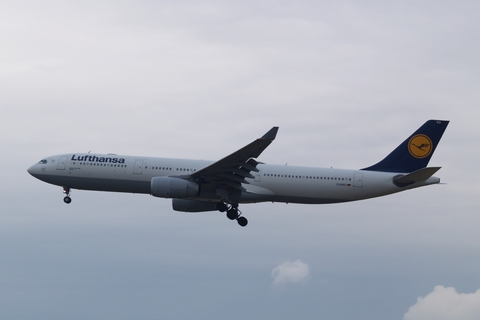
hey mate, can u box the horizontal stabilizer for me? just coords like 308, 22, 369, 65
393, 167, 441, 187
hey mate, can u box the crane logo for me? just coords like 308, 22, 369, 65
408, 134, 433, 158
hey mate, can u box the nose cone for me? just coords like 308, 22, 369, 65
27, 165, 35, 176
27, 164, 41, 178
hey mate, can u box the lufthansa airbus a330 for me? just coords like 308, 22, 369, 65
28, 120, 449, 227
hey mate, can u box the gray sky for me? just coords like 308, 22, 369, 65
2, 1, 480, 319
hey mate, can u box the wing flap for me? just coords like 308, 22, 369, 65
213, 173, 250, 184
233, 160, 260, 172
222, 180, 247, 191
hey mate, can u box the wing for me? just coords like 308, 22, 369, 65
190, 127, 279, 192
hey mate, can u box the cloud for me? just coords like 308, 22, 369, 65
271, 260, 310, 286
403, 286, 480, 320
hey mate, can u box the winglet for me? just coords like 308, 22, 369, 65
261, 127, 279, 140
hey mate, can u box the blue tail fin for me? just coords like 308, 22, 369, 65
362, 120, 449, 173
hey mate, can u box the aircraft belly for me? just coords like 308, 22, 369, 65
33, 174, 151, 194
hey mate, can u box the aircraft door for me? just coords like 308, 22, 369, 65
255, 171, 261, 182
353, 173, 363, 187
57, 156, 67, 170
134, 160, 144, 174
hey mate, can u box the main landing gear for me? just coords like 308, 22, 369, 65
63, 187, 72, 204
216, 201, 248, 227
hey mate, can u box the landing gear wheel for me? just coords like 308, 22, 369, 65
223, 203, 248, 227
237, 216, 248, 227
217, 202, 228, 212
226, 208, 239, 220
63, 187, 71, 204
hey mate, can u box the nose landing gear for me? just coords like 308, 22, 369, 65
219, 201, 248, 227
63, 187, 72, 204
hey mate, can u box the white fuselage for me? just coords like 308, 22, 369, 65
27, 153, 440, 204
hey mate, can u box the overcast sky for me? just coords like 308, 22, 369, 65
2, 1, 480, 319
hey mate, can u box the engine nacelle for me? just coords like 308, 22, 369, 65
172, 199, 219, 212
151, 177, 199, 198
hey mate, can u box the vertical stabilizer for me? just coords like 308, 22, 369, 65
362, 120, 449, 173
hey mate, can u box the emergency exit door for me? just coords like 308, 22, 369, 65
134, 160, 144, 174
353, 173, 363, 187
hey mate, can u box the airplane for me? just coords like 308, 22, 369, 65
28, 119, 449, 227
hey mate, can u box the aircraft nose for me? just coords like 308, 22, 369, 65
27, 164, 42, 177
27, 165, 36, 176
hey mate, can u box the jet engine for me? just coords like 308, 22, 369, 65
151, 177, 199, 198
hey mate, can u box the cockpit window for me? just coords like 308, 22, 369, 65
39, 160, 47, 164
